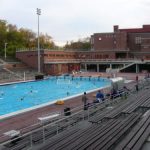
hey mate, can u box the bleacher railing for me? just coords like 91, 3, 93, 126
0, 92, 132, 149
0, 78, 149, 149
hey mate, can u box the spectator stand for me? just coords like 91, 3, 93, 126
0, 79, 150, 150
115, 110, 150, 150
121, 88, 150, 114
34, 113, 142, 150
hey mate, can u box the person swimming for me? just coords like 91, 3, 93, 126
0, 92, 4, 96
20, 97, 24, 101
20, 95, 25, 101
67, 92, 70, 96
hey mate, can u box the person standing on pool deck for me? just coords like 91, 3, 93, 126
135, 84, 139, 92
82, 92, 88, 110
136, 75, 139, 83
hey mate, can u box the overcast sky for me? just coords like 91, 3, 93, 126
1, 0, 150, 46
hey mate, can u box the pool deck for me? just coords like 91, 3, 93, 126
0, 72, 145, 143
0, 91, 96, 143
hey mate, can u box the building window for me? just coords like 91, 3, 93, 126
135, 37, 141, 44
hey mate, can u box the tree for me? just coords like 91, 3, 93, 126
64, 37, 91, 51
0, 20, 7, 56
19, 28, 36, 48
0, 19, 57, 58
38, 33, 55, 49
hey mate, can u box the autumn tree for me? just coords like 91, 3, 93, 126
64, 37, 91, 51
38, 33, 55, 49
0, 20, 7, 56
0, 19, 56, 58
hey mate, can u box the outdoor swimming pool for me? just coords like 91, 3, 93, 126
0, 76, 111, 117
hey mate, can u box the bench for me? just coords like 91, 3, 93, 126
115, 110, 150, 150
39, 113, 142, 150
74, 113, 142, 150
38, 113, 60, 125
102, 91, 143, 119
140, 97, 150, 108
36, 127, 81, 150
89, 98, 133, 123
122, 90, 150, 114
105, 100, 133, 119
6, 141, 30, 150
32, 118, 77, 144
88, 108, 112, 123
4, 130, 20, 137
3, 130, 21, 145
3, 135, 30, 150
71, 103, 106, 123
61, 120, 119, 150
48, 119, 118, 150
31, 125, 60, 144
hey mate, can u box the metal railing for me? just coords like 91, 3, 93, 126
0, 91, 130, 150
44, 58, 145, 63
0, 78, 149, 150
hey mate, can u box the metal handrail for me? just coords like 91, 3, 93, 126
44, 58, 144, 63
0, 104, 84, 146
0, 91, 127, 148
1, 80, 148, 149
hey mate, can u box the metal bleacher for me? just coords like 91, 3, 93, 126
0, 79, 150, 150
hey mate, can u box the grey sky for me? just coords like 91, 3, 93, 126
0, 0, 150, 46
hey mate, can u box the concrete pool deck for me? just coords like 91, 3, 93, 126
0, 91, 97, 143
0, 72, 145, 143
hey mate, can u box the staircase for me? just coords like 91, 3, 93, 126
0, 58, 6, 64
0, 57, 40, 83
3, 67, 24, 80
119, 62, 135, 72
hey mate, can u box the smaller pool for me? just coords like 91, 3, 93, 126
0, 76, 111, 117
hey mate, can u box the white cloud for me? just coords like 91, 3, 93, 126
0, 0, 150, 45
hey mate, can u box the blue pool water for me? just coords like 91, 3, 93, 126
0, 76, 111, 116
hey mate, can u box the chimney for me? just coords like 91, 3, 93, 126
114, 25, 119, 32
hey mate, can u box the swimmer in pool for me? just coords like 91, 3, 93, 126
20, 96, 25, 101
20, 97, 24, 101
1, 92, 4, 96
67, 92, 70, 96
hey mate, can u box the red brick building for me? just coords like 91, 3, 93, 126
16, 25, 150, 75
91, 25, 150, 60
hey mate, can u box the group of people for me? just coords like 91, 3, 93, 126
81, 85, 130, 110
81, 74, 147, 110
81, 90, 105, 110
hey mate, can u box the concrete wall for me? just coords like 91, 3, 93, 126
16, 50, 44, 72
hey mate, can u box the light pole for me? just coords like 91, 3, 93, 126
37, 8, 41, 73
4, 43, 8, 59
